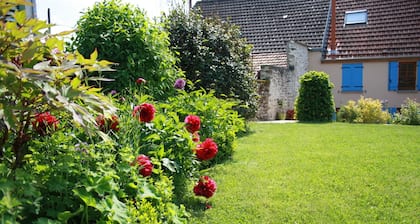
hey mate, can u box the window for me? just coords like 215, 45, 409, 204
344, 10, 368, 25
342, 63, 363, 92
389, 61, 420, 91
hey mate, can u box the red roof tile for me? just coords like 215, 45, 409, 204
326, 0, 420, 60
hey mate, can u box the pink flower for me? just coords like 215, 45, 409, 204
136, 77, 146, 85
134, 154, 153, 177
132, 103, 156, 123
195, 138, 218, 161
32, 112, 59, 136
184, 115, 200, 133
193, 176, 217, 198
96, 114, 119, 132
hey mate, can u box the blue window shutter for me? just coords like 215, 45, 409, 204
417, 61, 420, 91
388, 107, 397, 115
342, 63, 363, 91
388, 61, 398, 91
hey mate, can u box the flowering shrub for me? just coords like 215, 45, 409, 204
195, 138, 218, 161
134, 154, 154, 177
0, 1, 244, 222
162, 90, 245, 165
193, 176, 217, 198
185, 115, 201, 133
32, 112, 59, 136
132, 103, 156, 122
96, 114, 120, 132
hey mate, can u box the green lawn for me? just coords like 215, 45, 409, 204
190, 123, 420, 223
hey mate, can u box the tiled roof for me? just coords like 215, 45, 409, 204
326, 0, 420, 60
251, 52, 288, 71
195, 0, 330, 54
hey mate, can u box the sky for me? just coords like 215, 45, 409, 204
36, 0, 198, 33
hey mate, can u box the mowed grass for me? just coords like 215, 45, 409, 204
190, 123, 420, 223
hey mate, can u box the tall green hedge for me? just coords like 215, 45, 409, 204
295, 71, 335, 122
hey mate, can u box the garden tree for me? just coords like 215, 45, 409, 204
295, 71, 335, 121
164, 8, 258, 119
71, 0, 181, 100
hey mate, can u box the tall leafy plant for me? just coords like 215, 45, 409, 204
0, 0, 116, 169
164, 8, 258, 119
72, 0, 181, 100
295, 71, 335, 122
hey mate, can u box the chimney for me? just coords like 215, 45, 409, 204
330, 0, 337, 55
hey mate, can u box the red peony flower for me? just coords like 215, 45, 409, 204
195, 138, 218, 161
32, 112, 59, 136
96, 114, 119, 132
132, 103, 156, 123
136, 77, 146, 84
134, 154, 153, 177
193, 176, 217, 198
184, 115, 200, 133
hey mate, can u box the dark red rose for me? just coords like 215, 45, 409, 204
32, 112, 59, 136
184, 115, 200, 133
195, 138, 218, 161
132, 103, 156, 123
134, 154, 153, 177
136, 77, 146, 84
193, 176, 217, 198
96, 114, 119, 132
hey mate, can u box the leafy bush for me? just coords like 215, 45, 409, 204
393, 98, 420, 125
295, 71, 335, 122
338, 96, 390, 124
164, 8, 258, 119
72, 0, 180, 100
337, 100, 358, 123
161, 89, 245, 166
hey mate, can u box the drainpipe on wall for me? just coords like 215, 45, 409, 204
330, 0, 337, 58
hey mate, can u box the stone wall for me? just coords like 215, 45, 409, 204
255, 41, 309, 120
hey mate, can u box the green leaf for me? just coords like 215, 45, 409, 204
73, 188, 97, 207
70, 77, 81, 89
57, 205, 84, 222
90, 49, 98, 61
14, 10, 26, 24
162, 158, 177, 172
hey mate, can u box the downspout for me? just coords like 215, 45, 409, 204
321, 0, 332, 58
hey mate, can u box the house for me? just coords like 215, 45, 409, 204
309, 0, 420, 112
195, 0, 420, 119
195, 0, 331, 120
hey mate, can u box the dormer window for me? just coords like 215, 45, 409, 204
344, 10, 368, 26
